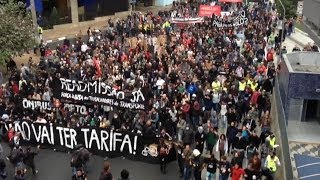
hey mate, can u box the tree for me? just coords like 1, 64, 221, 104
0, 0, 36, 65
275, 0, 298, 19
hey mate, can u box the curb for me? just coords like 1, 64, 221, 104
295, 28, 309, 36
45, 37, 66, 44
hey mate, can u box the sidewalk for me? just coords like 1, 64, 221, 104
284, 28, 314, 50
42, 5, 172, 42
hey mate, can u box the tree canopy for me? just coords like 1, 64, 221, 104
275, 0, 298, 19
0, 0, 36, 65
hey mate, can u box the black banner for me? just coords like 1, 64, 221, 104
6, 121, 176, 164
22, 99, 89, 115
53, 78, 146, 110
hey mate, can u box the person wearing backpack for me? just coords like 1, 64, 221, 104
245, 143, 257, 167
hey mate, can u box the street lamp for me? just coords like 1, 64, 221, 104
278, 0, 286, 63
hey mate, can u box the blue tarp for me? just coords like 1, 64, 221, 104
294, 154, 320, 180
26, 0, 43, 14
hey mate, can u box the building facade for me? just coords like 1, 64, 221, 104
278, 52, 320, 123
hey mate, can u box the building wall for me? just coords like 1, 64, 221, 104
278, 60, 290, 110
288, 73, 320, 100
303, 0, 320, 28
287, 98, 304, 121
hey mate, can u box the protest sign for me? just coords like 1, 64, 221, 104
212, 10, 248, 28
171, 17, 204, 24
6, 121, 176, 164
52, 78, 146, 110
199, 5, 221, 17
22, 99, 89, 115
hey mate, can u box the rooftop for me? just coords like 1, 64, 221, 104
285, 52, 320, 74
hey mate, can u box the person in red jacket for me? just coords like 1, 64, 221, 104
266, 49, 274, 63
7, 127, 15, 142
231, 163, 245, 180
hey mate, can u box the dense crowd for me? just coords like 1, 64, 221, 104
0, 0, 294, 179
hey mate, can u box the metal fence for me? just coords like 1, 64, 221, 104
272, 77, 294, 180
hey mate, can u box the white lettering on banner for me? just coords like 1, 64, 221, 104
22, 99, 52, 111
113, 132, 122, 151
120, 134, 132, 154
21, 121, 31, 140
56, 127, 78, 148
80, 130, 137, 154
81, 128, 90, 148
13, 122, 55, 145
59, 78, 145, 104
63, 128, 71, 149
31, 124, 42, 142
56, 126, 64, 146
88, 129, 100, 150
22, 99, 87, 115
10, 122, 139, 155
100, 130, 109, 151
41, 126, 51, 144
70, 129, 77, 148
212, 10, 248, 28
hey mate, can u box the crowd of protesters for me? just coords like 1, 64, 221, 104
0, 0, 300, 179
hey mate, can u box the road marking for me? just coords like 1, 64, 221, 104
297, 162, 320, 169
58, 37, 66, 41
300, 173, 320, 179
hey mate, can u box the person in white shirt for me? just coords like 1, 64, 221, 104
155, 77, 165, 95
81, 42, 88, 52
35, 116, 47, 124
42, 88, 51, 101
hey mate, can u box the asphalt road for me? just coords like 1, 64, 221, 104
0, 143, 180, 180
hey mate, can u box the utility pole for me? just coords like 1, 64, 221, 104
30, 0, 39, 43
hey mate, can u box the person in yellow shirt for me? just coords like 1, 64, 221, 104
246, 78, 253, 87
250, 80, 258, 92
264, 151, 281, 179
211, 79, 221, 92
238, 79, 246, 97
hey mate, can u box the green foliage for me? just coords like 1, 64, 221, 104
49, 6, 60, 26
275, 0, 298, 18
0, 0, 36, 65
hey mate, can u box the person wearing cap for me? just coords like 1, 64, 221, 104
191, 149, 202, 180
